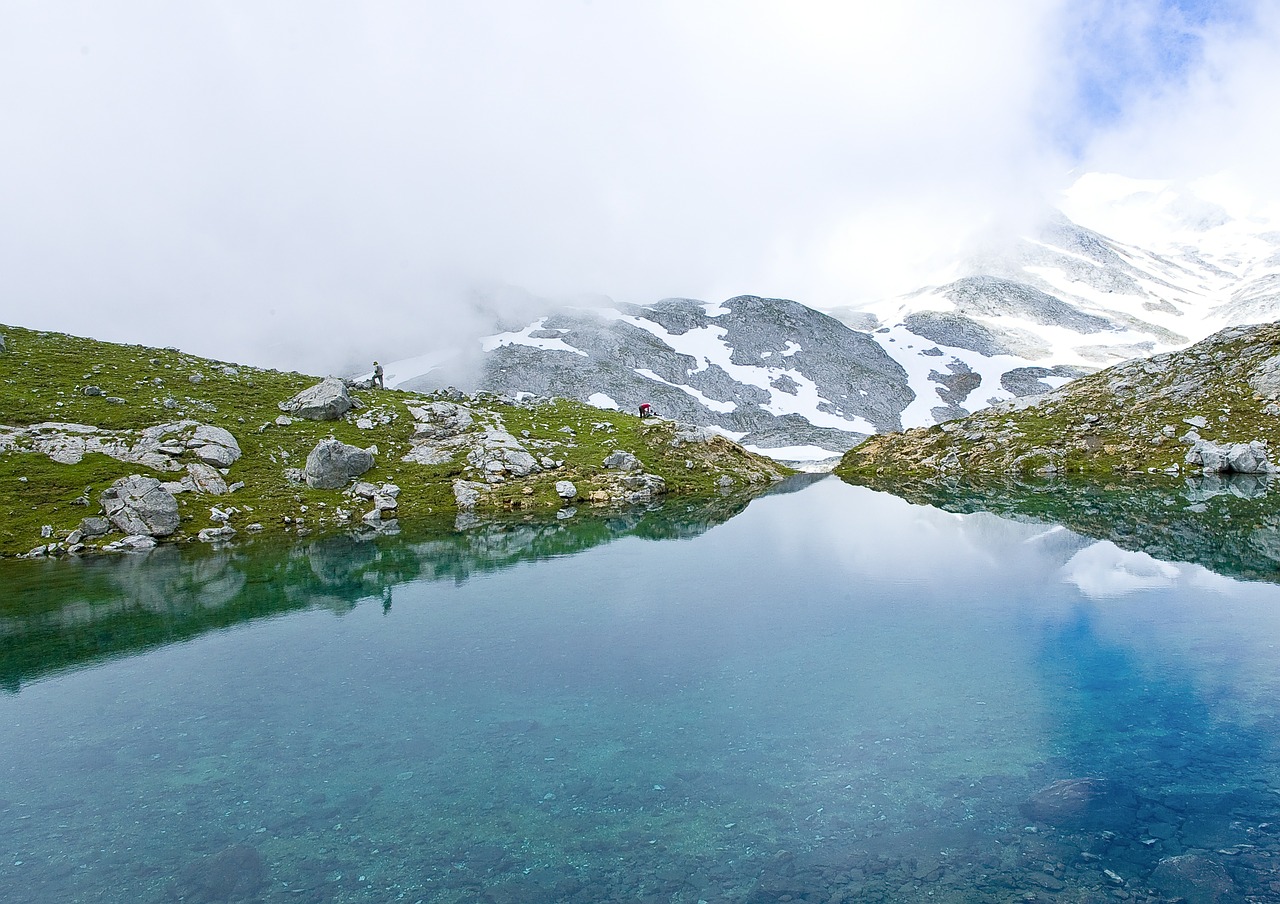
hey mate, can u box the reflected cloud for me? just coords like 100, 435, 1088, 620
1061, 541, 1181, 598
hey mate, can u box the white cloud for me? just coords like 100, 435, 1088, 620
0, 1, 1275, 374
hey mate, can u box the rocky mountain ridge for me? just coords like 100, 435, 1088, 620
388, 178, 1280, 458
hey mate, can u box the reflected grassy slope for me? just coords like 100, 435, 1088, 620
841, 470, 1280, 583
0, 484, 782, 692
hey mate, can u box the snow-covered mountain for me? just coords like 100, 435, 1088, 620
386, 174, 1280, 462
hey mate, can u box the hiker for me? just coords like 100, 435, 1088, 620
639, 402, 653, 418
373, 361, 385, 389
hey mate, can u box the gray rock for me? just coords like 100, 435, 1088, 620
618, 473, 666, 500
279, 377, 353, 420
185, 462, 229, 495
603, 450, 642, 471
78, 516, 112, 538
304, 438, 375, 489
103, 534, 158, 552
100, 475, 180, 537
0, 333, 5, 353
453, 479, 486, 512
82, 385, 104, 396
1249, 352, 1280, 399
555, 480, 577, 500
1186, 439, 1273, 474
188, 425, 242, 467
198, 525, 237, 542
501, 448, 540, 477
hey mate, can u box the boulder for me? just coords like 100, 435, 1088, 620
304, 438, 374, 489
556, 480, 578, 500
278, 377, 353, 420
100, 475, 180, 537
453, 479, 486, 512
188, 424, 242, 467
603, 450, 642, 471
77, 516, 112, 538
1186, 439, 1273, 474
1249, 353, 1280, 399
198, 525, 237, 542
186, 462, 229, 495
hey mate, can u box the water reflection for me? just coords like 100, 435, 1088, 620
0, 486, 781, 692
4, 478, 1280, 902
842, 471, 1280, 583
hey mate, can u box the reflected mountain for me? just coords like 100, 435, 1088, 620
843, 471, 1280, 583
0, 484, 787, 692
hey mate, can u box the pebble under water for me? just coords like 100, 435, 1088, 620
4, 477, 1280, 902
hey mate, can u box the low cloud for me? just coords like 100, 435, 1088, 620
0, 2, 1275, 375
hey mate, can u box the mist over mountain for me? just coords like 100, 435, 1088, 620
385, 175, 1280, 461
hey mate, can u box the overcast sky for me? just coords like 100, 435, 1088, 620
1, 0, 1276, 375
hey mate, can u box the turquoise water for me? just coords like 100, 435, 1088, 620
4, 477, 1280, 902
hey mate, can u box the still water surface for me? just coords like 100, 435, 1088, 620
3, 477, 1280, 902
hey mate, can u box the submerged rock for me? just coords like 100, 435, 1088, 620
1019, 777, 1137, 829
1149, 854, 1236, 904
175, 843, 266, 903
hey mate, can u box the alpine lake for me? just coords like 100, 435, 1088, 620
5, 474, 1280, 903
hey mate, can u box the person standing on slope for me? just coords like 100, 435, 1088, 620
373, 361, 385, 390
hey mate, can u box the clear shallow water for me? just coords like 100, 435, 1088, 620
3, 477, 1280, 902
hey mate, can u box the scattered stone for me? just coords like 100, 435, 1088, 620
100, 475, 180, 537
102, 534, 158, 552
278, 377, 353, 420
82, 385, 104, 396
274, 414, 293, 426
303, 438, 374, 489
556, 480, 578, 500
188, 372, 203, 384
104, 396, 127, 405
198, 525, 237, 542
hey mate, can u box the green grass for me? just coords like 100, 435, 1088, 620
0, 324, 790, 556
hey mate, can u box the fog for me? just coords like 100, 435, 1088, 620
0, 1, 1275, 376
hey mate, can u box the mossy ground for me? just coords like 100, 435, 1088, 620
0, 324, 790, 556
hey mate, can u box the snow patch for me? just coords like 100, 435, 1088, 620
587, 393, 619, 410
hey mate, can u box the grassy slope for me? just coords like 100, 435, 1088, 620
0, 325, 790, 556
837, 321, 1280, 481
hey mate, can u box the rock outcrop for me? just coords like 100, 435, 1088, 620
279, 377, 353, 420
100, 475, 180, 537
304, 438, 375, 489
